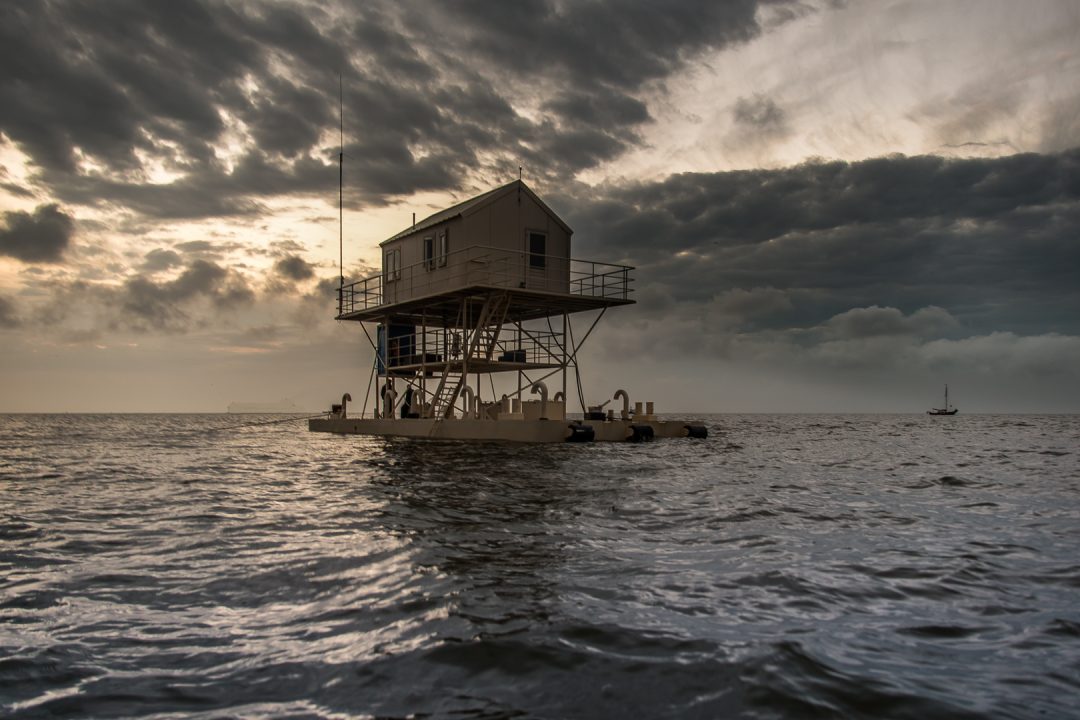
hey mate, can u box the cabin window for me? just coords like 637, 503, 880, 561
438, 228, 448, 267
384, 248, 401, 281
528, 231, 546, 269
424, 235, 435, 270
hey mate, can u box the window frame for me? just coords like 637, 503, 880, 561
423, 235, 435, 271
384, 247, 401, 282
437, 228, 448, 267
527, 230, 547, 269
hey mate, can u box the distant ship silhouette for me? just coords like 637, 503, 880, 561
927, 385, 958, 416
227, 398, 305, 413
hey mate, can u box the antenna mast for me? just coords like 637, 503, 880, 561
338, 73, 344, 291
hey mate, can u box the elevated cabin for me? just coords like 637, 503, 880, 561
335, 180, 634, 421
379, 180, 572, 305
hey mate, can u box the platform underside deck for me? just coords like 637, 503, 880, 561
309, 417, 701, 442
338, 284, 633, 326
384, 359, 561, 376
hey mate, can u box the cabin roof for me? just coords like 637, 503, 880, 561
380, 180, 573, 246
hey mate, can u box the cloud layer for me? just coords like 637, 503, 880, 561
559, 149, 1080, 337
1, 1, 1077, 411
0, 0, 783, 217
0, 204, 74, 262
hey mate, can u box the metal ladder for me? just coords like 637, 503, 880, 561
428, 291, 510, 419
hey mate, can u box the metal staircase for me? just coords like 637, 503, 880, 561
428, 291, 510, 419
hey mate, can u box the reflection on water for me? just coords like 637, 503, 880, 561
1, 413, 1079, 718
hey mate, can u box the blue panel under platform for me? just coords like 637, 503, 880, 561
376, 324, 415, 375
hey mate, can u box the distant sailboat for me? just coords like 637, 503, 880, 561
927, 385, 958, 415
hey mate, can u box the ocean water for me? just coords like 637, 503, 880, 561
1, 413, 1079, 719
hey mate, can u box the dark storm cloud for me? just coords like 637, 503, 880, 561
29, 256, 305, 337
410, 0, 767, 180
757, 0, 822, 29
0, 295, 20, 328
543, 90, 652, 134
175, 241, 225, 256
242, 77, 334, 159
40, 151, 340, 220
732, 95, 789, 136
274, 254, 315, 281
567, 150, 1080, 255
314, 275, 347, 297
1, 0, 780, 217
0, 204, 74, 263
0, 1, 256, 173
118, 259, 254, 331
558, 149, 1080, 338
141, 248, 184, 273
712, 286, 794, 323
428, 0, 761, 91
1, 183, 36, 199
26, 260, 256, 334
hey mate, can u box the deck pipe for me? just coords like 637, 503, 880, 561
530, 381, 549, 420
460, 385, 476, 418
613, 389, 630, 419
381, 384, 397, 419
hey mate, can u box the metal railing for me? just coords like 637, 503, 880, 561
381, 325, 565, 369
337, 245, 633, 316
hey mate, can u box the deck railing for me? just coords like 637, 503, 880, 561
382, 325, 566, 370
337, 245, 634, 316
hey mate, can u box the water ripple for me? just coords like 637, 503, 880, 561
1, 413, 1079, 718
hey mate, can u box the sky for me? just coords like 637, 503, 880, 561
1, 0, 1079, 413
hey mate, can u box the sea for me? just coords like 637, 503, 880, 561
1, 413, 1078, 719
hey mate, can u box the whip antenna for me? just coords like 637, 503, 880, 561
338, 73, 344, 293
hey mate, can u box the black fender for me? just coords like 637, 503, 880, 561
628, 424, 655, 442
684, 424, 708, 439
566, 423, 595, 442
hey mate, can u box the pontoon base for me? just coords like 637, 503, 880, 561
309, 417, 707, 442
